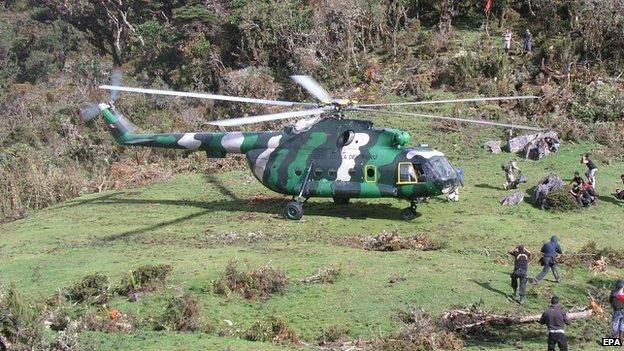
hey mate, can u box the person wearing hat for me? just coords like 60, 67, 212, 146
609, 279, 624, 338
533, 235, 562, 284
508, 244, 532, 305
540, 295, 570, 351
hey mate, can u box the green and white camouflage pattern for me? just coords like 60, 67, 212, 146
99, 103, 463, 202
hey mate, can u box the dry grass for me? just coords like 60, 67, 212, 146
213, 260, 288, 300
343, 230, 445, 252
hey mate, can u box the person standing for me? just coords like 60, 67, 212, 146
533, 235, 562, 284
581, 154, 598, 188
503, 29, 512, 53
508, 244, 532, 305
523, 29, 533, 53
609, 280, 624, 339
540, 296, 570, 351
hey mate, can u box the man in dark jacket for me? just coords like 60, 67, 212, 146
609, 279, 624, 338
533, 235, 562, 284
540, 296, 570, 351
508, 244, 532, 305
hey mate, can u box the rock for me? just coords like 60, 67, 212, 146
500, 191, 525, 206
508, 131, 559, 157
484, 140, 502, 154
532, 173, 564, 209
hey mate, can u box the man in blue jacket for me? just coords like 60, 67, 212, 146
533, 235, 563, 284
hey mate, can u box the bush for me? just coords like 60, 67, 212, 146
375, 309, 463, 351
245, 316, 299, 344
318, 324, 349, 344
117, 264, 173, 296
157, 293, 202, 332
65, 273, 110, 305
0, 284, 43, 349
543, 188, 579, 212
213, 261, 288, 300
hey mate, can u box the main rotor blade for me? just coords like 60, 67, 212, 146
99, 85, 316, 107
357, 95, 539, 107
291, 75, 331, 102
209, 107, 329, 127
352, 107, 543, 131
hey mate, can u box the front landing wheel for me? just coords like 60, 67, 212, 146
284, 201, 304, 220
400, 207, 418, 221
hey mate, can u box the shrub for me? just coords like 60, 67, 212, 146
65, 273, 110, 305
318, 324, 349, 344
0, 284, 43, 349
375, 309, 463, 350
117, 264, 173, 296
157, 293, 202, 332
543, 188, 579, 212
213, 261, 288, 300
245, 316, 299, 344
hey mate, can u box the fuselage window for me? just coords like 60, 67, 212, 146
328, 169, 337, 178
365, 165, 377, 182
294, 168, 303, 177
397, 162, 418, 184
340, 130, 355, 146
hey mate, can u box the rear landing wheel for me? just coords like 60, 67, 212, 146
284, 201, 304, 220
400, 207, 416, 221
333, 197, 350, 205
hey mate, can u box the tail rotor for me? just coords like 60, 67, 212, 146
79, 69, 124, 122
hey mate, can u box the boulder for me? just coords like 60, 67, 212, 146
532, 173, 564, 209
500, 191, 525, 206
484, 140, 502, 154
508, 131, 559, 157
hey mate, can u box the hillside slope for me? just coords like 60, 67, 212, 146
1, 140, 622, 350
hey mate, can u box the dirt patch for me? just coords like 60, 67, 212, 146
301, 267, 341, 284
343, 230, 444, 252
213, 260, 288, 300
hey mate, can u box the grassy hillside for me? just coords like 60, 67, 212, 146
1, 116, 622, 350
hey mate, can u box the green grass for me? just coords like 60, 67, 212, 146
1, 119, 623, 350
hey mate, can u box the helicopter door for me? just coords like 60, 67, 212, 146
396, 162, 418, 184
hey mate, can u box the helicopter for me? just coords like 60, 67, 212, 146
81, 74, 541, 220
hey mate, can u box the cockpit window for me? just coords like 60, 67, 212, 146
397, 162, 418, 184
424, 157, 455, 179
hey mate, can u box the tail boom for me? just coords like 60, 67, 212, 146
99, 104, 262, 157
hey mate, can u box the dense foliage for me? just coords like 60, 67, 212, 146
1, 0, 623, 219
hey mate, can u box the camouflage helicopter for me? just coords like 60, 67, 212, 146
81, 74, 540, 220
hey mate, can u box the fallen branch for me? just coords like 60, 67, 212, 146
443, 297, 602, 331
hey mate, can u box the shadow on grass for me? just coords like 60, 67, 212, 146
474, 183, 504, 191
598, 194, 623, 207
471, 279, 509, 298
88, 193, 407, 243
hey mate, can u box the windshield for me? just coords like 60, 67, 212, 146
423, 157, 456, 179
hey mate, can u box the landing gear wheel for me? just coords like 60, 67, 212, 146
284, 201, 304, 220
333, 197, 350, 205
400, 207, 417, 221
